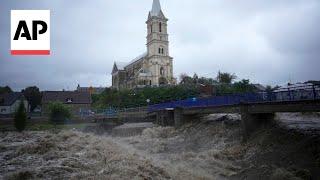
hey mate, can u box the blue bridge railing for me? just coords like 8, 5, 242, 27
148, 87, 320, 113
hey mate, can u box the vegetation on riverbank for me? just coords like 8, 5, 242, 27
93, 72, 260, 109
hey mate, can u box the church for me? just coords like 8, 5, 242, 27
112, 0, 175, 90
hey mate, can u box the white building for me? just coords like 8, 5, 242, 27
112, 0, 176, 90
273, 82, 320, 101
0, 92, 29, 116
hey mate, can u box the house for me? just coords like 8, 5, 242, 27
76, 84, 105, 95
112, 0, 176, 90
273, 82, 320, 101
253, 84, 267, 92
199, 84, 214, 97
42, 91, 92, 116
0, 92, 29, 116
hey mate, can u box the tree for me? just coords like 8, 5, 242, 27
216, 71, 237, 84
179, 73, 194, 85
14, 101, 27, 132
48, 102, 71, 124
22, 86, 42, 112
0, 86, 12, 95
198, 77, 216, 85
179, 73, 188, 83
233, 79, 255, 93
192, 73, 199, 84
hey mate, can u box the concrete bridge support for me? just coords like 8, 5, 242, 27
240, 104, 275, 140
155, 109, 175, 126
174, 108, 199, 128
174, 108, 184, 127
152, 105, 276, 140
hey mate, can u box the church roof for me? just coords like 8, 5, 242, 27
42, 91, 92, 104
113, 52, 148, 73
115, 61, 127, 70
150, 0, 162, 17
127, 52, 148, 66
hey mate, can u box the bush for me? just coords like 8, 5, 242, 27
48, 102, 71, 124
14, 101, 27, 132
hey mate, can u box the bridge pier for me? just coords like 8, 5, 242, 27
174, 107, 183, 127
240, 104, 275, 140
174, 107, 199, 127
155, 109, 175, 126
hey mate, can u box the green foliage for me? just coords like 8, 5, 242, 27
93, 72, 261, 109
14, 101, 27, 132
22, 86, 42, 111
233, 79, 256, 93
217, 71, 237, 84
180, 73, 216, 86
0, 86, 13, 95
215, 79, 257, 95
93, 85, 200, 109
48, 102, 72, 124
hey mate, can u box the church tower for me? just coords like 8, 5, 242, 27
146, 0, 174, 86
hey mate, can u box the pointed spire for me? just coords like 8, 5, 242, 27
151, 0, 162, 17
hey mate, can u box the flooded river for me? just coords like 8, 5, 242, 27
1, 113, 320, 179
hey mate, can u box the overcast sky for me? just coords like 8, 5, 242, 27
0, 0, 319, 91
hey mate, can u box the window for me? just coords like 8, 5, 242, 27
150, 25, 153, 33
159, 47, 164, 55
66, 98, 73, 103
150, 80, 152, 85
160, 67, 165, 76
159, 22, 162, 32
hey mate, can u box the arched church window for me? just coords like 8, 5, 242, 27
159, 22, 162, 32
150, 25, 153, 33
159, 48, 161, 54
160, 67, 165, 76
161, 48, 164, 54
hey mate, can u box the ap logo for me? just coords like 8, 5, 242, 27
11, 10, 50, 55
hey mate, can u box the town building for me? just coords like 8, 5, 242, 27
41, 91, 92, 116
112, 0, 175, 90
76, 84, 105, 95
273, 82, 320, 101
0, 92, 29, 116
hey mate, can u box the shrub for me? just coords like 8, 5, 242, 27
14, 101, 27, 132
48, 102, 71, 124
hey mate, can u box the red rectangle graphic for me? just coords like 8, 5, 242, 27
11, 50, 50, 55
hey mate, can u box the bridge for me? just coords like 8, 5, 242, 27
147, 85, 320, 139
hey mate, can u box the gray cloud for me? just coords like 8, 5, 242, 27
0, 0, 319, 91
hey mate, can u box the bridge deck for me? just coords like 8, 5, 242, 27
181, 100, 320, 115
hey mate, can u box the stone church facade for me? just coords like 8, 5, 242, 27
112, 0, 175, 90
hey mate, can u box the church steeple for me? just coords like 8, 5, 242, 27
151, 0, 161, 16
146, 0, 169, 58
149, 0, 166, 19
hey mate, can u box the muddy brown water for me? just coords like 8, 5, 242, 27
0, 113, 319, 179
